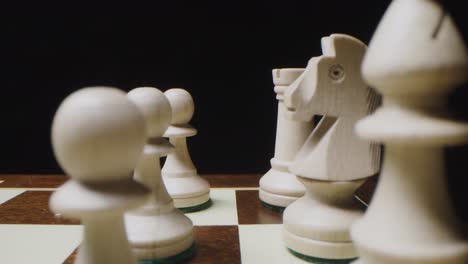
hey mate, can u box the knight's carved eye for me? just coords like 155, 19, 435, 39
329, 64, 345, 82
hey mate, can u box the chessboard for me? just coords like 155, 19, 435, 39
0, 174, 376, 264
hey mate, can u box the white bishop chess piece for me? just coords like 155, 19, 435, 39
125, 87, 195, 262
282, 34, 382, 262
162, 88, 211, 212
259, 68, 314, 210
351, 1, 468, 263
49, 87, 150, 264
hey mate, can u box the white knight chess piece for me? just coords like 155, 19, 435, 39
282, 34, 381, 261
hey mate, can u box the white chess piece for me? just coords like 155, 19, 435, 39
124, 87, 194, 261
162, 88, 211, 211
351, 1, 468, 263
282, 34, 381, 261
259, 68, 314, 209
49, 87, 150, 264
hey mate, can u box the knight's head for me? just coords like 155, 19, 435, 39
284, 34, 369, 121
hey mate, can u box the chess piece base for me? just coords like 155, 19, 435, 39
179, 198, 212, 213
260, 200, 285, 213
259, 167, 305, 208
288, 247, 356, 264
259, 189, 294, 210
283, 177, 365, 260
172, 192, 210, 209
163, 175, 210, 209
284, 228, 357, 260
138, 242, 196, 264
126, 208, 194, 260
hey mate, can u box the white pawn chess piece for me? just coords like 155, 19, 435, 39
162, 88, 211, 211
351, 1, 468, 264
124, 87, 195, 262
259, 68, 314, 209
282, 34, 381, 261
49, 87, 150, 264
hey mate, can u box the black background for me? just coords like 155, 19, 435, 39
2, 0, 468, 216
2, 1, 394, 174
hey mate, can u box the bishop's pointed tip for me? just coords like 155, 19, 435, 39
362, 0, 468, 95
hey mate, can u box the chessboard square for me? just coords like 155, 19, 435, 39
0, 224, 82, 264
0, 175, 66, 188
0, 189, 25, 204
207, 174, 261, 188
190, 225, 241, 263
0, 191, 79, 225
236, 190, 282, 225
238, 224, 309, 264
186, 189, 238, 226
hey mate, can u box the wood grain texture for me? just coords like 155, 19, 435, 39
0, 174, 261, 188
284, 34, 381, 181
63, 250, 77, 264
0, 174, 375, 205
236, 190, 282, 225
0, 191, 78, 225
0, 174, 66, 188
205, 174, 260, 188
280, 34, 381, 259
64, 226, 240, 264
0, 175, 376, 263
190, 226, 240, 264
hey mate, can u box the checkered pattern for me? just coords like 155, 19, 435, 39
0, 178, 311, 264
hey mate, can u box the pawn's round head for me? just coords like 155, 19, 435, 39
164, 88, 194, 125
51, 87, 147, 183
127, 87, 172, 138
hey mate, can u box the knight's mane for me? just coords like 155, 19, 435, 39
366, 86, 382, 114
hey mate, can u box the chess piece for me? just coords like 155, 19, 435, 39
259, 68, 314, 209
49, 87, 150, 264
162, 88, 211, 212
282, 34, 381, 262
124, 87, 195, 262
351, 1, 468, 263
